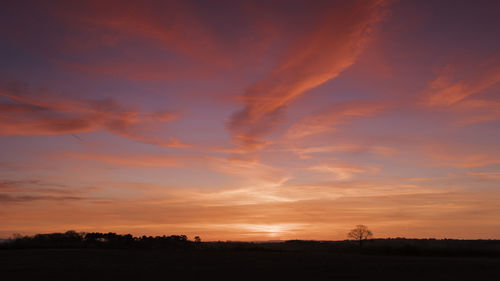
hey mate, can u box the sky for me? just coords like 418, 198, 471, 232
1, 0, 499, 241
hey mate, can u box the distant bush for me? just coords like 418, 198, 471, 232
2, 232, 500, 257
1, 231, 194, 250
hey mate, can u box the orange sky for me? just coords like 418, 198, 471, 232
1, 0, 499, 240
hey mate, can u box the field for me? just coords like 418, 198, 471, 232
1, 248, 499, 281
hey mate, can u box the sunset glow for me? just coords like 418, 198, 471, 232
1, 0, 499, 240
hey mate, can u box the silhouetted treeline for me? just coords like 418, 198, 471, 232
1, 231, 193, 250
280, 238, 500, 257
196, 239, 500, 257
2, 231, 500, 257
359, 238, 500, 257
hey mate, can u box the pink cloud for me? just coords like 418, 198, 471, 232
425, 54, 500, 107
308, 163, 379, 181
68, 153, 182, 168
0, 89, 188, 148
228, 1, 388, 150
286, 101, 387, 139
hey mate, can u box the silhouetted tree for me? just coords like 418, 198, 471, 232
348, 225, 373, 246
194, 236, 201, 243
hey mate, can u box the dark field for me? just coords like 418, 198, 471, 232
1, 248, 500, 281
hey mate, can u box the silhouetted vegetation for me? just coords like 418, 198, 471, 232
2, 231, 500, 258
1, 231, 191, 250
347, 224, 373, 246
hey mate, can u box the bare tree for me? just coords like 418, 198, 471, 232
347, 225, 373, 246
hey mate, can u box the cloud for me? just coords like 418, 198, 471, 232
0, 180, 70, 192
467, 171, 500, 180
69, 153, 182, 168
228, 1, 388, 150
0, 179, 98, 204
421, 53, 500, 126
2, 177, 496, 240
308, 163, 379, 181
47, 0, 275, 79
56, 57, 213, 82
0, 88, 188, 148
420, 142, 500, 168
0, 194, 85, 203
286, 101, 386, 139
209, 157, 290, 186
66, 0, 221, 61
287, 144, 396, 159
425, 54, 500, 107
450, 99, 500, 126
153, 176, 449, 208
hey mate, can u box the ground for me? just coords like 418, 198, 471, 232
1, 249, 499, 281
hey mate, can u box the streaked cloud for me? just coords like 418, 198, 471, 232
68, 153, 182, 168
425, 54, 500, 107
308, 163, 379, 181
422, 143, 500, 168
228, 1, 388, 149
467, 171, 500, 180
451, 99, 500, 126
288, 144, 396, 159
286, 101, 386, 139
0, 88, 187, 148
209, 157, 290, 186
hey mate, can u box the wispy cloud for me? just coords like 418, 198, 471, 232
286, 101, 387, 139
0, 179, 99, 204
420, 142, 500, 168
228, 1, 388, 150
0, 194, 85, 203
209, 157, 290, 186
425, 54, 500, 107
308, 163, 379, 181
467, 171, 500, 180
68, 153, 182, 167
0, 88, 188, 148
450, 99, 500, 126
288, 144, 396, 159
